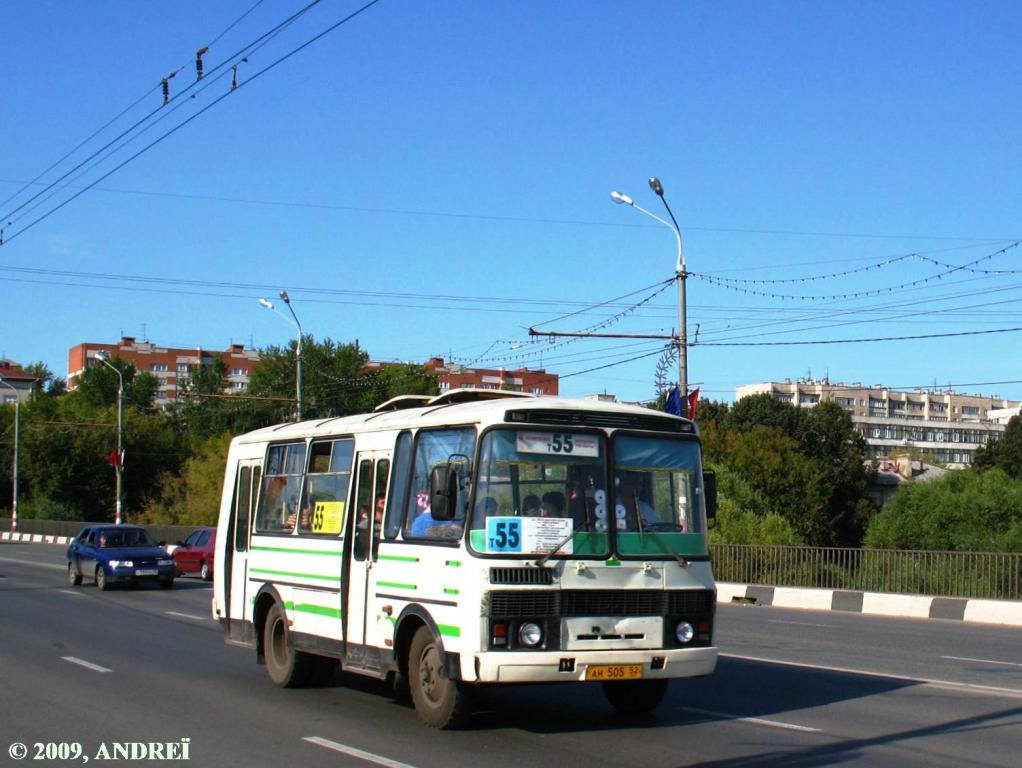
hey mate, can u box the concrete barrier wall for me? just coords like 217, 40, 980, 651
719, 582, 1022, 627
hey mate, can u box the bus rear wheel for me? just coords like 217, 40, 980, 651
408, 626, 473, 729
602, 678, 669, 715
263, 602, 312, 688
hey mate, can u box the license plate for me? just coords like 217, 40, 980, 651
585, 664, 643, 681
135, 568, 158, 576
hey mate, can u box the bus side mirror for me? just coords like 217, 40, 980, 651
430, 466, 458, 521
702, 471, 717, 521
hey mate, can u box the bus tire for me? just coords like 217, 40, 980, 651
602, 678, 670, 715
263, 602, 313, 688
408, 626, 473, 729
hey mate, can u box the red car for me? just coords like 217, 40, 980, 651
173, 527, 216, 581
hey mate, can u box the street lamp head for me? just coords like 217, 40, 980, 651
279, 290, 291, 304
610, 191, 633, 206
648, 177, 665, 196
93, 350, 110, 361
258, 298, 274, 310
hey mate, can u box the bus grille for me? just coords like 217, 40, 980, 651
490, 567, 555, 585
488, 589, 713, 618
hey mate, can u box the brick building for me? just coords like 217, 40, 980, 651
68, 337, 260, 408
363, 357, 559, 396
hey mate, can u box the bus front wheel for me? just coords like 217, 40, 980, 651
408, 626, 473, 729
263, 602, 312, 688
602, 678, 669, 715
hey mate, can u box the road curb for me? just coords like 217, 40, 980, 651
718, 582, 1022, 627
1, 531, 72, 545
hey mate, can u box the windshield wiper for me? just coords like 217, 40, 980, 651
534, 520, 590, 568
630, 491, 687, 567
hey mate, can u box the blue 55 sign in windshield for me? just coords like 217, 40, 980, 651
485, 516, 574, 554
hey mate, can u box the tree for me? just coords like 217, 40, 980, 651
248, 335, 369, 421
973, 415, 1022, 479
708, 466, 803, 546
726, 425, 832, 544
18, 381, 184, 521
139, 433, 232, 526
865, 469, 1022, 552
20, 361, 65, 397
71, 357, 157, 410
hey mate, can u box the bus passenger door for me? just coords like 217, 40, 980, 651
345, 451, 391, 650
226, 460, 260, 642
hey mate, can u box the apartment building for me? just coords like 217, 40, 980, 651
0, 360, 38, 404
736, 378, 1022, 468
68, 337, 260, 408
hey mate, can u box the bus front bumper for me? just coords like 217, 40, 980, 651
464, 646, 718, 684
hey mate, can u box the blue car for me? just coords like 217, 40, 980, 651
67, 525, 176, 590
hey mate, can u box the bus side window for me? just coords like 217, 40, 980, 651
234, 465, 251, 553
385, 432, 413, 540
298, 438, 353, 536
255, 443, 305, 533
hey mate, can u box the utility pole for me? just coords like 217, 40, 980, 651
0, 377, 18, 532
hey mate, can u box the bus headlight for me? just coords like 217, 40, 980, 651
518, 622, 543, 648
675, 621, 695, 644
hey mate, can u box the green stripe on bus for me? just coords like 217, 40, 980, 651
445, 560, 462, 567
378, 554, 420, 563
377, 580, 416, 591
438, 624, 460, 637
251, 545, 341, 556
294, 605, 345, 621
250, 567, 341, 583
443, 588, 459, 595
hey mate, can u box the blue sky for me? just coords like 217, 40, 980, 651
2, 0, 1021, 404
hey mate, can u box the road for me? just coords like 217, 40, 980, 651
2, 541, 1020, 767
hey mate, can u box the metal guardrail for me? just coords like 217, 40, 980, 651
711, 544, 1022, 601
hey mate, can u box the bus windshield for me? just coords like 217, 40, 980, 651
468, 428, 609, 558
612, 434, 706, 558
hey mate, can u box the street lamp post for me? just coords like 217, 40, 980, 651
0, 377, 19, 532
611, 179, 689, 417
94, 352, 124, 525
259, 292, 303, 421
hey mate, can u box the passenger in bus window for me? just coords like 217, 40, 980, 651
476, 496, 498, 517
616, 473, 659, 527
521, 494, 541, 516
541, 491, 565, 518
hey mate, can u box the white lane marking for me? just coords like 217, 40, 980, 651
165, 611, 206, 621
62, 656, 112, 673
768, 619, 831, 628
679, 706, 821, 733
722, 653, 1022, 699
0, 556, 65, 571
941, 655, 1022, 668
303, 737, 417, 768
59, 589, 85, 596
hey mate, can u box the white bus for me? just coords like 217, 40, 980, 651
212, 390, 718, 728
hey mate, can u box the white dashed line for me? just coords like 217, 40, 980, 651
61, 656, 112, 673
59, 589, 85, 596
679, 705, 821, 733
941, 655, 1022, 668
303, 737, 417, 768
165, 611, 205, 621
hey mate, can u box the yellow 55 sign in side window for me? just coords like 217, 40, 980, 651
312, 501, 345, 534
